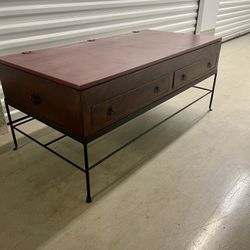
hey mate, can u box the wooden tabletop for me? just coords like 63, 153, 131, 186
0, 30, 221, 90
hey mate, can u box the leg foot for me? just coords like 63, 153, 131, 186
86, 196, 92, 203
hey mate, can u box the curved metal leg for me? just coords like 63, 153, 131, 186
4, 99, 18, 150
209, 73, 218, 111
83, 143, 92, 203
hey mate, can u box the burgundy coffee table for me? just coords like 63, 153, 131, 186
0, 31, 221, 202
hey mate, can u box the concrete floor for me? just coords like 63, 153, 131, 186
0, 34, 250, 250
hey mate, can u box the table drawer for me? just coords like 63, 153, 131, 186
173, 50, 218, 89
0, 64, 83, 137
91, 73, 171, 131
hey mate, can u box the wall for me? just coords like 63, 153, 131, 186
196, 0, 220, 35
0, 0, 199, 56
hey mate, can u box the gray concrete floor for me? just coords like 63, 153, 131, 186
0, 34, 250, 250
0, 103, 7, 136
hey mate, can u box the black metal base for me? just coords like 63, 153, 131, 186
5, 74, 217, 203
86, 196, 92, 203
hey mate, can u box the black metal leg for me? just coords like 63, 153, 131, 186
4, 99, 18, 150
209, 73, 218, 111
2, 79, 218, 203
83, 143, 92, 203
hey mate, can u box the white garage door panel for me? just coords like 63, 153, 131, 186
0, 0, 199, 121
0, 0, 198, 56
216, 0, 250, 41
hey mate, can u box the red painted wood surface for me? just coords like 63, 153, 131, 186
0, 30, 221, 90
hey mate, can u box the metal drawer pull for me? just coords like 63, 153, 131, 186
22, 51, 32, 55
154, 86, 160, 93
107, 107, 115, 116
181, 73, 187, 81
30, 94, 41, 105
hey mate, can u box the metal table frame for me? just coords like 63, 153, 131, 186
4, 73, 217, 203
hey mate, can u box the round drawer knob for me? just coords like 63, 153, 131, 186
207, 62, 212, 68
30, 94, 41, 105
181, 73, 187, 81
154, 86, 160, 93
107, 107, 115, 116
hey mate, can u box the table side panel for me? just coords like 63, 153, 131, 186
0, 64, 83, 138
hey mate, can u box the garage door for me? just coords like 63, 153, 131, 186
0, 0, 199, 121
215, 0, 250, 41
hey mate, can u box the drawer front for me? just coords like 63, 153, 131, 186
173, 44, 220, 89
82, 42, 221, 137
91, 73, 171, 131
0, 64, 83, 138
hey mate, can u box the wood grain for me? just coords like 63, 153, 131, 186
0, 30, 221, 90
